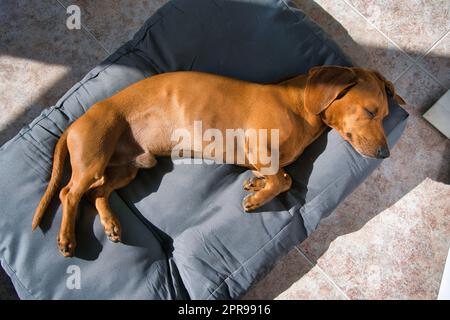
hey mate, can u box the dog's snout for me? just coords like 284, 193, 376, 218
376, 146, 390, 159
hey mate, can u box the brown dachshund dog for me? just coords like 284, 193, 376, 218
32, 66, 405, 257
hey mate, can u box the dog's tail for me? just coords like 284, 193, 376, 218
32, 130, 69, 231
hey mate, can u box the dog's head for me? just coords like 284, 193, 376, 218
304, 66, 405, 159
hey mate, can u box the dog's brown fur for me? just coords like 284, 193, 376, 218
32, 66, 405, 257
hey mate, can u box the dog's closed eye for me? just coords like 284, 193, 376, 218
364, 108, 376, 118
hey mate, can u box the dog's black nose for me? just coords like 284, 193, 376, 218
376, 146, 390, 159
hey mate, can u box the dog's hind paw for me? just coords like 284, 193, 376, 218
57, 236, 76, 257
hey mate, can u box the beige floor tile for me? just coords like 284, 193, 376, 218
59, 0, 170, 53
301, 179, 450, 299
293, 0, 412, 81
243, 249, 346, 300
0, 0, 107, 145
346, 0, 450, 58
275, 266, 347, 300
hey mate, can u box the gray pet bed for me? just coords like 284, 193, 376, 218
0, 0, 408, 299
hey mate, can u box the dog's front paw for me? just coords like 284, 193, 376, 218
103, 218, 122, 243
242, 194, 261, 212
243, 176, 266, 192
57, 235, 77, 257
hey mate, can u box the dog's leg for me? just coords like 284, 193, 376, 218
55, 115, 124, 256
88, 165, 139, 242
58, 174, 98, 257
242, 168, 292, 212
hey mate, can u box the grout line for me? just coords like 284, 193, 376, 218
55, 0, 111, 56
340, 0, 417, 84
393, 53, 447, 90
341, 0, 416, 62
419, 29, 450, 59
80, 26, 111, 56
412, 30, 449, 90
294, 246, 351, 300
413, 29, 450, 90
415, 62, 448, 90
392, 63, 414, 83
342, 0, 449, 89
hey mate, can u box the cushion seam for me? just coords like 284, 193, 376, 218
206, 216, 296, 299
0, 254, 38, 299
114, 190, 192, 299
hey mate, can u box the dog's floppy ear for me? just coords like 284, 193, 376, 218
304, 66, 358, 115
372, 70, 406, 105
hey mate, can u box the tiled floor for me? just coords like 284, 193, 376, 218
0, 0, 449, 300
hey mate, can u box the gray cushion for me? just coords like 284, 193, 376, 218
0, 0, 408, 299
